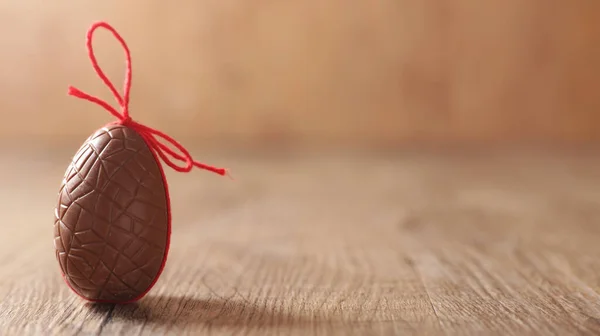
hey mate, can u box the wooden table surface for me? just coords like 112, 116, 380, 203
1, 148, 600, 335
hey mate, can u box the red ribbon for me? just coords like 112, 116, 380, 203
67, 21, 229, 177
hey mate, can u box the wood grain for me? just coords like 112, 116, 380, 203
2, 1, 600, 146
1, 148, 600, 335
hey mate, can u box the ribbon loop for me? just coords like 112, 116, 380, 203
67, 21, 228, 178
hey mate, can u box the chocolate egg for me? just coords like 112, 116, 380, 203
53, 124, 170, 303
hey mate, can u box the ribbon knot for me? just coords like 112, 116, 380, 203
120, 116, 132, 125
67, 21, 229, 177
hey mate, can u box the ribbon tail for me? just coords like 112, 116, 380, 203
192, 161, 229, 177
67, 86, 124, 120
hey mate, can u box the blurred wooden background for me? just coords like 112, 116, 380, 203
1, 0, 600, 148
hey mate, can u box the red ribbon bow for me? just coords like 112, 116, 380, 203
67, 21, 229, 177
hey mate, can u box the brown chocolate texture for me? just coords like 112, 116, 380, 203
54, 124, 169, 302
